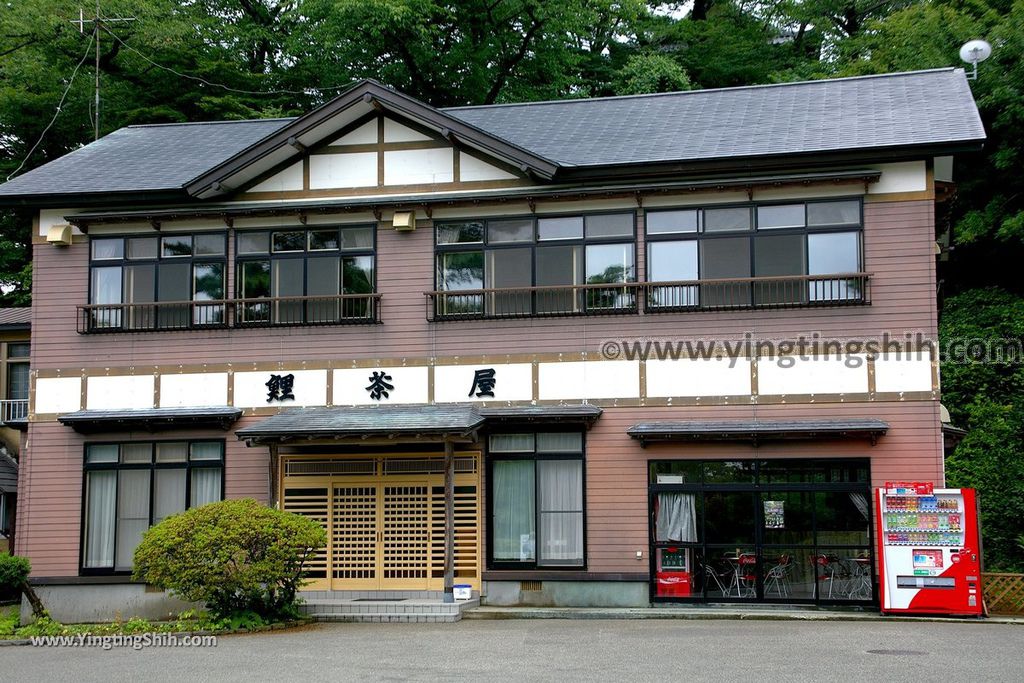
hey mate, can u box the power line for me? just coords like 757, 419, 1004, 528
102, 28, 358, 97
5, 31, 95, 182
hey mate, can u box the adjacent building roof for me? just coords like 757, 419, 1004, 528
626, 418, 890, 446
0, 69, 985, 205
0, 308, 30, 330
236, 405, 487, 444
58, 407, 242, 434
0, 452, 17, 495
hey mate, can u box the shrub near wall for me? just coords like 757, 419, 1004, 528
133, 499, 326, 621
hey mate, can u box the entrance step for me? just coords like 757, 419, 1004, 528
298, 592, 480, 623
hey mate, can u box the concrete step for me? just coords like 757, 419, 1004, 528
310, 612, 460, 623
299, 596, 480, 623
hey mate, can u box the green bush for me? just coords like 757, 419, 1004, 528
0, 554, 30, 595
132, 499, 325, 621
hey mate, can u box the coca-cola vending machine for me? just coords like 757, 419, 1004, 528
875, 482, 983, 616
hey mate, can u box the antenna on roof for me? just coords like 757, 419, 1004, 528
959, 40, 992, 81
71, 3, 136, 141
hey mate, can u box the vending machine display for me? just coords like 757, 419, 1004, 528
875, 482, 983, 616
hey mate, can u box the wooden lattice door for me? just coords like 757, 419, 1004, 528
380, 485, 431, 589
331, 485, 380, 588
282, 454, 481, 592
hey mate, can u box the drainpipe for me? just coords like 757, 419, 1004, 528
443, 438, 455, 603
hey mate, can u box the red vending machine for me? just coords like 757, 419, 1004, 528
875, 482, 983, 616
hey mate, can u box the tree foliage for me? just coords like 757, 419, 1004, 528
132, 499, 326, 620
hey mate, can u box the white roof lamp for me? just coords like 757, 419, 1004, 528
959, 39, 992, 80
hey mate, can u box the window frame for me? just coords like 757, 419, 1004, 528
86, 232, 228, 330
79, 439, 226, 576
485, 429, 588, 571
234, 224, 377, 325
644, 198, 864, 309
433, 211, 638, 318
3, 341, 29, 402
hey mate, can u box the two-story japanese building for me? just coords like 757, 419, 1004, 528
0, 69, 985, 620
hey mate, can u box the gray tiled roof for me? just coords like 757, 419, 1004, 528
236, 405, 486, 442
58, 406, 242, 433
447, 69, 984, 167
0, 119, 290, 197
627, 418, 889, 443
0, 69, 984, 199
0, 308, 30, 329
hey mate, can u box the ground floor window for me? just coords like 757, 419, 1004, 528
649, 458, 873, 604
489, 432, 585, 568
82, 441, 224, 573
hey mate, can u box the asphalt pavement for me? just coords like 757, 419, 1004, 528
2, 619, 1021, 682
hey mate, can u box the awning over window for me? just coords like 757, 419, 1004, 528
58, 407, 242, 434
235, 405, 487, 445
626, 418, 889, 447
479, 405, 602, 427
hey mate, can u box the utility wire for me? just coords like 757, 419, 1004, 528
102, 27, 358, 97
6, 31, 96, 181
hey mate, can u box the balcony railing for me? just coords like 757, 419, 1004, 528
0, 399, 28, 425
644, 273, 871, 312
426, 281, 643, 321
77, 294, 382, 334
425, 273, 870, 321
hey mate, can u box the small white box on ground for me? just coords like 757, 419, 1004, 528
453, 585, 472, 601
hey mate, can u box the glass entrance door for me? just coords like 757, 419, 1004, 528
650, 458, 875, 605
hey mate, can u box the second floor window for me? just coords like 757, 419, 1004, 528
646, 199, 864, 309
235, 226, 376, 325
89, 233, 226, 330
4, 342, 28, 401
434, 213, 636, 318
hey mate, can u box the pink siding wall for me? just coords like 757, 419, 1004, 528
17, 195, 943, 578
29, 199, 937, 369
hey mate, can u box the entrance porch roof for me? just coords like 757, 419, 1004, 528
627, 418, 890, 447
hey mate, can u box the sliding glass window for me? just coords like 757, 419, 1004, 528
81, 441, 224, 574
88, 234, 226, 330
489, 432, 585, 568
435, 214, 636, 318
235, 226, 375, 325
646, 199, 863, 310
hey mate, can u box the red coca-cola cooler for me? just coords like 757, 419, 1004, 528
875, 482, 984, 616
655, 547, 692, 597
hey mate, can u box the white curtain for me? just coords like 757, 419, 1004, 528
115, 470, 150, 570
489, 434, 535, 453
189, 442, 222, 461
849, 492, 870, 521
492, 460, 536, 561
190, 468, 222, 508
656, 493, 697, 543
153, 469, 186, 525
83, 471, 116, 568
536, 433, 583, 453
538, 460, 584, 565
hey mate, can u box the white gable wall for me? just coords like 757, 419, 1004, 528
247, 161, 303, 192
309, 152, 377, 189
384, 148, 454, 185
384, 119, 432, 142
459, 152, 517, 181
329, 119, 378, 146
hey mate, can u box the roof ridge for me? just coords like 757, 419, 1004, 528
126, 117, 296, 129
443, 68, 963, 112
